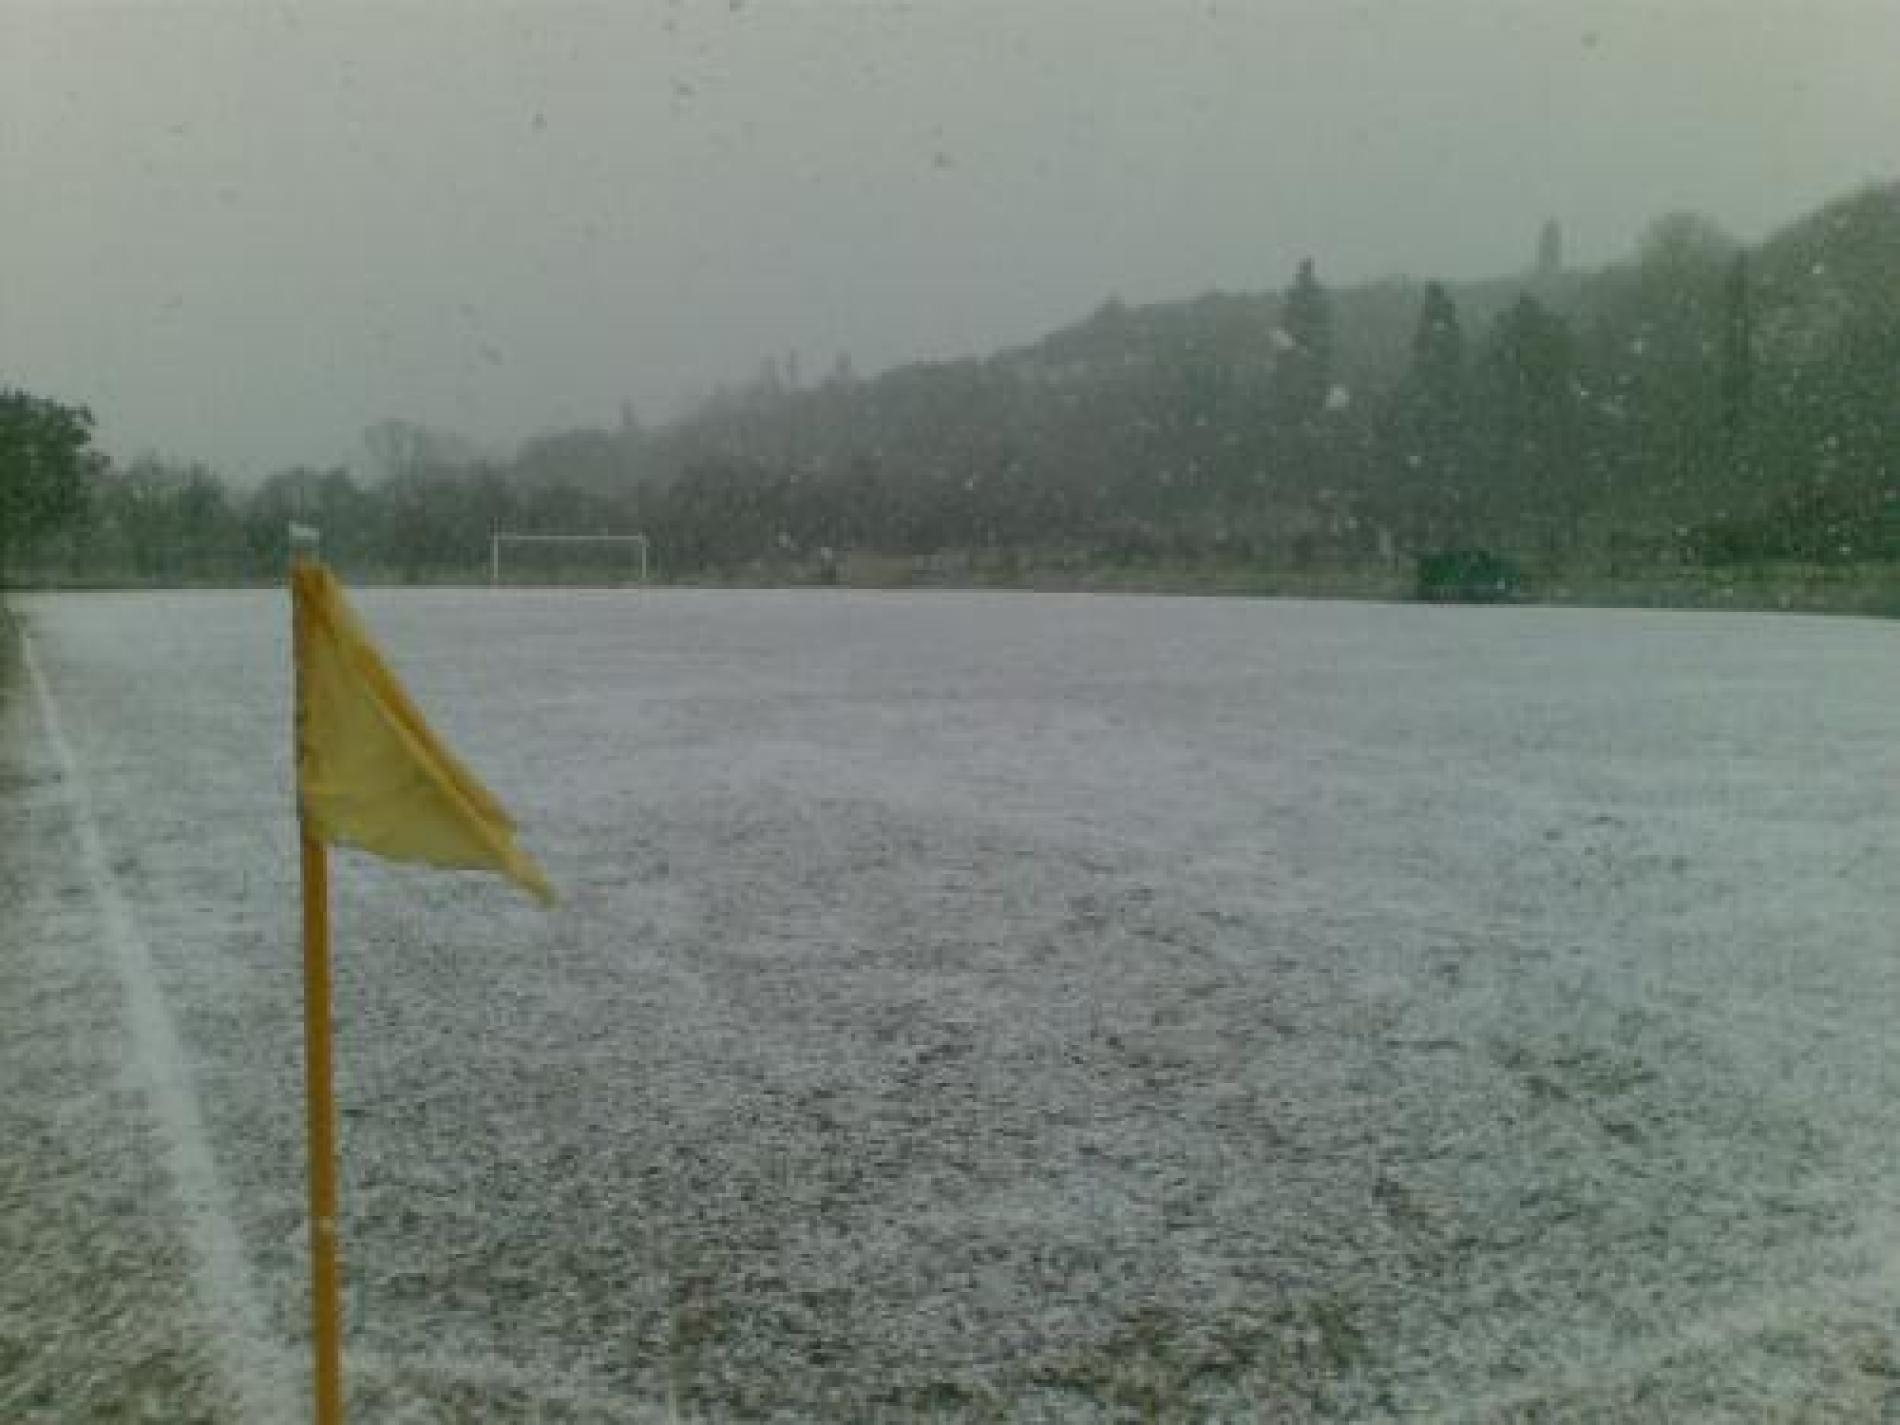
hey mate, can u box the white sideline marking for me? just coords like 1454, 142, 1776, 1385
20, 631, 297, 1425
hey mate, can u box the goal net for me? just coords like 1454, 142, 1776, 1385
489, 533, 651, 587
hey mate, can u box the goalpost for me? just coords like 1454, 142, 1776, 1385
489, 532, 651, 587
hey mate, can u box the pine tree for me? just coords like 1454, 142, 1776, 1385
1537, 219, 1563, 278
1411, 283, 1465, 412
1396, 283, 1469, 542
1274, 258, 1333, 430
1481, 293, 1580, 546
1719, 251, 1754, 449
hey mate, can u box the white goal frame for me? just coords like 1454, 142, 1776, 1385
489, 532, 651, 587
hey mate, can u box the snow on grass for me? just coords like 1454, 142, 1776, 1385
2, 619, 231, 1424
17, 628, 296, 1424
10, 588, 1900, 1420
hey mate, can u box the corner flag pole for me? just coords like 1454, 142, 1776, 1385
287, 520, 554, 1423
299, 821, 345, 1425
291, 522, 347, 1425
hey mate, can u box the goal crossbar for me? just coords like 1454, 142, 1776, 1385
490, 532, 650, 586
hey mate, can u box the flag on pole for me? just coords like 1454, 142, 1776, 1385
290, 555, 551, 1424
291, 560, 554, 905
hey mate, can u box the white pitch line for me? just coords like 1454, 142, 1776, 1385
20, 629, 297, 1425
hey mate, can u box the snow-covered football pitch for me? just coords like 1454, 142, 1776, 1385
7, 588, 1900, 1422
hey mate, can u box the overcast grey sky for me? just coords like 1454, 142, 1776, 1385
4, 1, 1897, 479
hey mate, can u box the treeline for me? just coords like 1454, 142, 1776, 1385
0, 389, 96, 578
8, 181, 1897, 593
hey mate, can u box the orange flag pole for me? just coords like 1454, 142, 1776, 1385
292, 526, 347, 1425
299, 822, 345, 1425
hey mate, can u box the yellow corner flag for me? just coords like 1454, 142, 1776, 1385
291, 560, 554, 905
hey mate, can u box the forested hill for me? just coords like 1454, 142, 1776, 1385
14, 180, 1900, 599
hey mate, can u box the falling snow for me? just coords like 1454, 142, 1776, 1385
8, 589, 1900, 1420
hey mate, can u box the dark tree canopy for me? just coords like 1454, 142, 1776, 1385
1274, 257, 1334, 429
1392, 283, 1472, 542
7, 184, 1898, 597
1410, 283, 1466, 410
1537, 219, 1563, 278
0, 388, 95, 565
1481, 293, 1580, 536
1719, 251, 1755, 446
